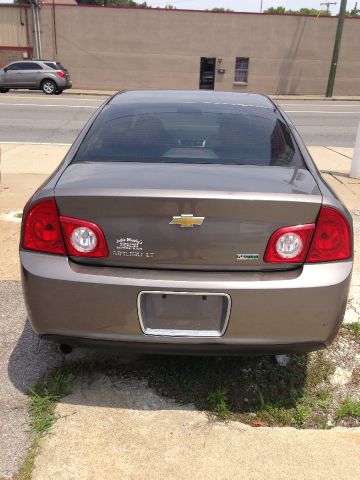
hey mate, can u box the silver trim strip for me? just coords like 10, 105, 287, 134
137, 290, 231, 338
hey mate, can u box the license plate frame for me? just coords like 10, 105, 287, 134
137, 291, 231, 337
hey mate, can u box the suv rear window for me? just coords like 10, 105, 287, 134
75, 103, 305, 167
44, 62, 66, 70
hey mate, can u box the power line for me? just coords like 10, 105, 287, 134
320, 2, 337, 15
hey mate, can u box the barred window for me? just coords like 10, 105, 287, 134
235, 58, 249, 83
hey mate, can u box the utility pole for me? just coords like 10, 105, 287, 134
31, 0, 42, 60
326, 0, 347, 97
260, 0, 263, 13
320, 2, 337, 15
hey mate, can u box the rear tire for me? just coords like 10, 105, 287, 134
0, 88, 9, 93
41, 80, 57, 95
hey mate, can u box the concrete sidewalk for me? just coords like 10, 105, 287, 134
11, 89, 360, 101
64, 90, 360, 101
32, 376, 360, 480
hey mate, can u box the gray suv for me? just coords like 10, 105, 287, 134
0, 60, 72, 95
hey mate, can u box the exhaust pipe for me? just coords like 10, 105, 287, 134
59, 344, 73, 355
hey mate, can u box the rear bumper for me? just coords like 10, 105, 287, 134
56, 78, 72, 90
41, 335, 324, 355
62, 81, 72, 90
21, 251, 352, 354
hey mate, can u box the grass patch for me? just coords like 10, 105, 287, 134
336, 396, 360, 420
294, 405, 311, 426
15, 438, 40, 480
114, 352, 328, 427
15, 368, 75, 480
207, 388, 230, 421
28, 370, 74, 435
103, 343, 357, 429
258, 405, 294, 426
314, 388, 331, 409
345, 323, 360, 337
305, 351, 335, 387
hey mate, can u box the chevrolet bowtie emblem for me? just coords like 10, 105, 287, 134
169, 214, 205, 228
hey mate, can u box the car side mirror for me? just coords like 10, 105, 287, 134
3, 67, 8, 73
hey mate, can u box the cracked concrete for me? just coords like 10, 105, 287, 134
31, 375, 360, 480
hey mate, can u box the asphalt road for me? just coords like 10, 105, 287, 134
0, 93, 360, 146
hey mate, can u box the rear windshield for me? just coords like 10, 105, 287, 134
45, 62, 66, 71
75, 102, 305, 167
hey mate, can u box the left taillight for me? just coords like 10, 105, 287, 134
21, 199, 109, 258
56, 70, 65, 79
21, 199, 66, 255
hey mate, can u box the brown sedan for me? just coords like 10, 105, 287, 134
20, 91, 353, 354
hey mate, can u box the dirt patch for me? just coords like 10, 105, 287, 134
103, 328, 359, 429
31, 328, 358, 431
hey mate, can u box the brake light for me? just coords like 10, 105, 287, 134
21, 199, 66, 255
60, 216, 109, 257
21, 199, 109, 257
264, 206, 352, 264
306, 206, 352, 262
264, 224, 315, 263
56, 70, 65, 79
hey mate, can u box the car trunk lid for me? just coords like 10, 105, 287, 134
54, 162, 322, 271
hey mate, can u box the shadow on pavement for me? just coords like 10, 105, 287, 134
8, 319, 308, 416
7, 320, 65, 393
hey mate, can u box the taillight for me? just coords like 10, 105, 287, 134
56, 70, 65, 79
21, 199, 109, 258
264, 224, 315, 263
60, 216, 109, 257
306, 206, 352, 263
21, 199, 66, 255
264, 206, 352, 264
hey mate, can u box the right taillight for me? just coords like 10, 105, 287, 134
306, 206, 352, 263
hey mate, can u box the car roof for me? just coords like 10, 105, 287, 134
8, 60, 52, 64
110, 90, 274, 109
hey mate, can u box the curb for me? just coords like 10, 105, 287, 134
6, 90, 360, 101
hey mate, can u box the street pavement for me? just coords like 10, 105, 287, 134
0, 93, 360, 146
0, 94, 360, 479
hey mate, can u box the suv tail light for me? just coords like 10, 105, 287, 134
21, 199, 108, 258
264, 206, 352, 264
56, 70, 65, 79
